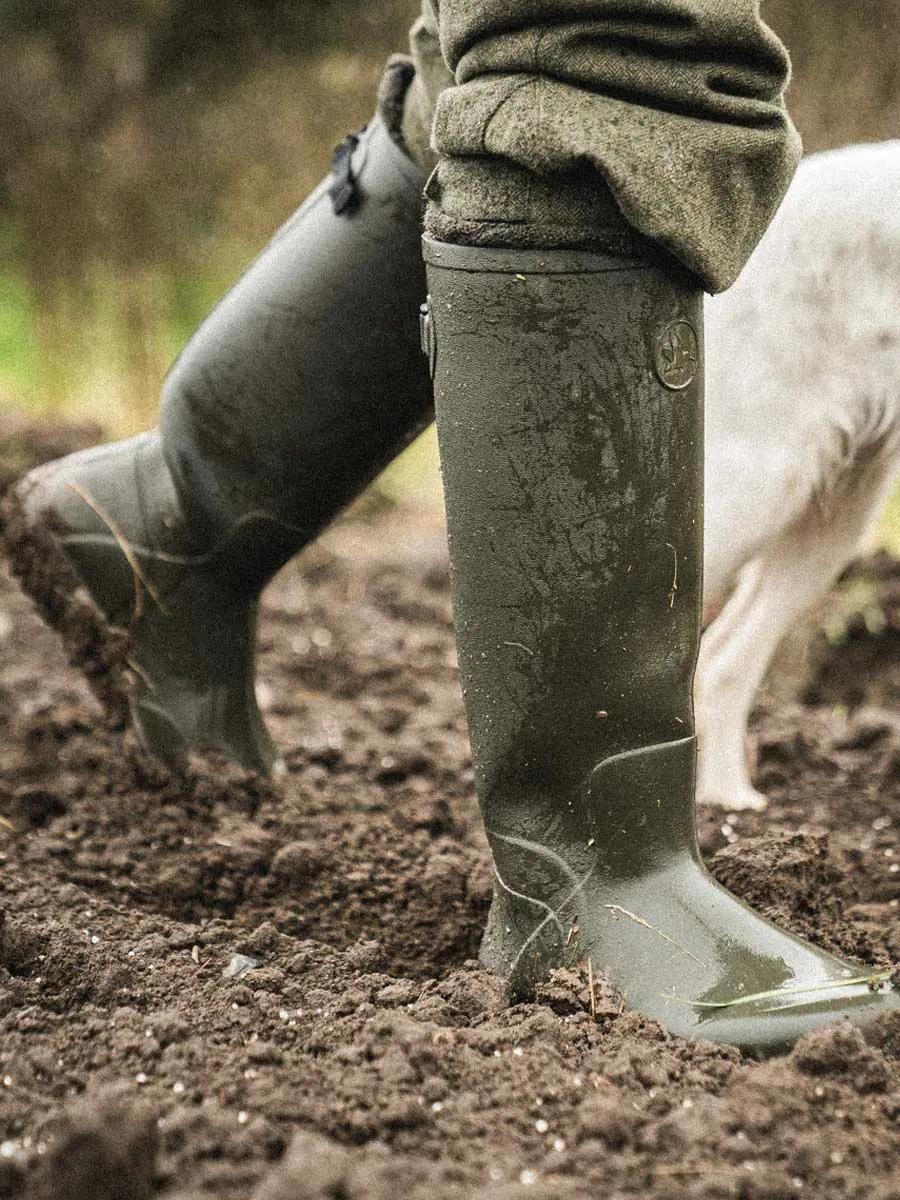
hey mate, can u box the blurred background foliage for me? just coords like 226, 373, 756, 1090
0, 0, 414, 434
0, 0, 898, 458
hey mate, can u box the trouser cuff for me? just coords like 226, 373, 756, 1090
423, 156, 684, 274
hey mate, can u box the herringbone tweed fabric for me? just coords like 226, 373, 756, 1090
392, 0, 799, 291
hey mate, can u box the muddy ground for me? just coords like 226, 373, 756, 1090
1, 424, 900, 1200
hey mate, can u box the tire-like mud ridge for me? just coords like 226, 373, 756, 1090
0, 420, 134, 731
0, 486, 133, 730
2, 437, 900, 1195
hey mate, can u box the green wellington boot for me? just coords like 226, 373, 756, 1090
1, 116, 432, 773
423, 236, 900, 1056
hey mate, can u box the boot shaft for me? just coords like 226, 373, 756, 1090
424, 239, 704, 862
161, 117, 432, 565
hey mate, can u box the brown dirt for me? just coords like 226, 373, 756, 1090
2, 431, 900, 1199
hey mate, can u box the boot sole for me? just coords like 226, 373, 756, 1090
0, 486, 134, 730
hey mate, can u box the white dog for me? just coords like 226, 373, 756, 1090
697, 140, 900, 810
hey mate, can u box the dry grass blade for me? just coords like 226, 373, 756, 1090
603, 903, 706, 967
67, 481, 169, 616
665, 542, 678, 608
675, 970, 893, 1010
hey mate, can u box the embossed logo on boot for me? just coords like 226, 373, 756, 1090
654, 321, 698, 391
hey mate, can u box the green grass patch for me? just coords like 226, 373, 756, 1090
0, 257, 41, 406
876, 483, 900, 557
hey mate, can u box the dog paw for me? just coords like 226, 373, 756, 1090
697, 783, 769, 812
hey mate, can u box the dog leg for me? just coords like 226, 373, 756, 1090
696, 455, 897, 810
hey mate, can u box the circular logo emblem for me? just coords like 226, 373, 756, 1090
654, 320, 698, 391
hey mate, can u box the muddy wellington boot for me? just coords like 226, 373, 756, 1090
1, 116, 432, 773
423, 237, 900, 1056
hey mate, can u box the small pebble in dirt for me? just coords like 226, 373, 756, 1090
223, 954, 260, 979
520, 1169, 539, 1185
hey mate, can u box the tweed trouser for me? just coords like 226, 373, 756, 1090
390, 0, 800, 292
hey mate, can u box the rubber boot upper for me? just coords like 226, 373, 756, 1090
4, 118, 431, 773
424, 236, 900, 1056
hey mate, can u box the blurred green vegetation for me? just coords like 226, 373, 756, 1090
0, 0, 898, 520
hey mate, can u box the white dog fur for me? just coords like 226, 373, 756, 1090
697, 140, 900, 811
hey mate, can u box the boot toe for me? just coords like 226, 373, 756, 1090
684, 983, 900, 1059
